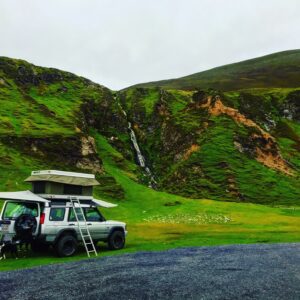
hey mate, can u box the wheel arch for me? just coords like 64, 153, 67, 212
54, 229, 77, 245
108, 226, 125, 238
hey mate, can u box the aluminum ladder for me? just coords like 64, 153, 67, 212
69, 196, 98, 257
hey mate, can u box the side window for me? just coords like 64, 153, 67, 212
85, 208, 104, 222
33, 181, 46, 194
63, 184, 82, 195
68, 208, 85, 222
49, 208, 65, 221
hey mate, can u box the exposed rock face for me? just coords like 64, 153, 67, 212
81, 92, 127, 134
0, 57, 94, 88
284, 90, 300, 122
80, 136, 97, 156
200, 95, 294, 176
182, 144, 200, 160
0, 134, 103, 174
76, 158, 102, 174
76, 136, 103, 174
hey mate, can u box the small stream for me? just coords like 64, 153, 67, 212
118, 102, 156, 188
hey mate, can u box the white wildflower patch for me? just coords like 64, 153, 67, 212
143, 213, 232, 224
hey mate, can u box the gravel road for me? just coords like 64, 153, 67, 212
1, 243, 300, 300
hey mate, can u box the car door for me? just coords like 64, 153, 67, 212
84, 208, 109, 240
45, 206, 67, 239
68, 207, 85, 239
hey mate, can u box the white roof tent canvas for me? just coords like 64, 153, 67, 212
0, 170, 117, 208
25, 170, 100, 186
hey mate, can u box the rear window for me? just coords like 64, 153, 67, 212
49, 208, 65, 221
3, 202, 38, 220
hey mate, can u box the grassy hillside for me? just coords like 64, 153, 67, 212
0, 56, 299, 205
1, 132, 299, 271
0, 56, 126, 198
132, 50, 300, 91
0, 55, 299, 271
107, 87, 300, 205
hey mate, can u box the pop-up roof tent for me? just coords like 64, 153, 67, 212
25, 170, 100, 187
0, 170, 117, 208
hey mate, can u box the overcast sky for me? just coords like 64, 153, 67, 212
0, 0, 299, 90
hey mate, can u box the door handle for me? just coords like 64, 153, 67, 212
87, 223, 92, 225
69, 223, 75, 226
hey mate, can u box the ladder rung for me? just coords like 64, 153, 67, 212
69, 196, 98, 257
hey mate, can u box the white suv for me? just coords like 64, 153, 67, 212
0, 199, 127, 257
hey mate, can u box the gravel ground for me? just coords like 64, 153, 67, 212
1, 243, 300, 300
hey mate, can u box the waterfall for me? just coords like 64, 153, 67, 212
128, 121, 146, 168
117, 101, 156, 187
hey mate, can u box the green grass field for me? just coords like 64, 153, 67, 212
0, 56, 299, 272
1, 133, 299, 272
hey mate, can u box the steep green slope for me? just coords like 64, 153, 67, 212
105, 87, 300, 206
0, 57, 125, 198
0, 56, 299, 207
132, 50, 300, 91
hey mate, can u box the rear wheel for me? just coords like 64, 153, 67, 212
108, 230, 125, 250
55, 235, 78, 257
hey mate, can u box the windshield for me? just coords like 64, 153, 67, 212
3, 201, 38, 220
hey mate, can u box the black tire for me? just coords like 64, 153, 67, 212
108, 230, 125, 250
55, 235, 78, 257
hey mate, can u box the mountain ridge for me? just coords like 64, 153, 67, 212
130, 49, 300, 91
0, 51, 299, 206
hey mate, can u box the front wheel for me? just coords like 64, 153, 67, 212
108, 230, 125, 250
55, 235, 78, 257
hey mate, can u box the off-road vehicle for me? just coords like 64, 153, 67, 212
0, 170, 127, 257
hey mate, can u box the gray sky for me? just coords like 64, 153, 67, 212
1, 0, 299, 90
